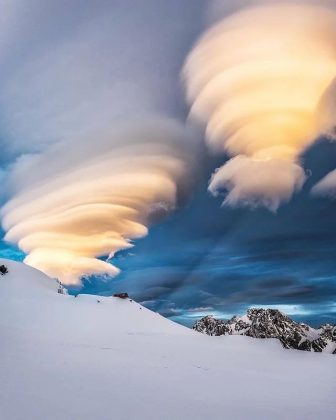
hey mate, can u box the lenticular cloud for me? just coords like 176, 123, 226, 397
2, 119, 192, 285
183, 2, 336, 211
0, 0, 197, 285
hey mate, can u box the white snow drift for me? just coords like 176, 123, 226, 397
0, 259, 335, 420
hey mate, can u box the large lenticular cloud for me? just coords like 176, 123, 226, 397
183, 2, 336, 211
0, 0, 200, 285
1, 119, 193, 285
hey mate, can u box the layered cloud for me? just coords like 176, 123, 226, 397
183, 2, 336, 210
2, 119, 193, 284
311, 169, 336, 198
0, 0, 201, 284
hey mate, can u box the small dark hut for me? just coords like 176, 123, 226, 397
113, 292, 129, 299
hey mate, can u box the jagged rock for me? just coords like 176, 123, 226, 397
0, 264, 8, 275
113, 292, 129, 299
312, 324, 336, 353
192, 315, 228, 336
193, 308, 336, 354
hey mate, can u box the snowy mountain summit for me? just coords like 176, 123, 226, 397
0, 259, 335, 420
193, 309, 336, 354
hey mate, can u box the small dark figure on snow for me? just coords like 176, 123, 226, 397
0, 265, 8, 275
56, 279, 67, 295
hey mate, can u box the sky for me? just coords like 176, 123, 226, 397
0, 0, 336, 327
72, 140, 336, 327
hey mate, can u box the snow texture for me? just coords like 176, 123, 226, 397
0, 259, 335, 420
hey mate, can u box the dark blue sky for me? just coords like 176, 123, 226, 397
2, 137, 333, 327
0, 0, 335, 328
79, 139, 336, 327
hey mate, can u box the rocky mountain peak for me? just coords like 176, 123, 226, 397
193, 308, 336, 354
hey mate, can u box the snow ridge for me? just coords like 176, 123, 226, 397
1, 259, 335, 419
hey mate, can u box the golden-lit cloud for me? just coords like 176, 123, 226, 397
0, 1, 199, 285
183, 2, 336, 210
2, 119, 193, 284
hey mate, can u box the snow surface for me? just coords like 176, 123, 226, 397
0, 259, 335, 420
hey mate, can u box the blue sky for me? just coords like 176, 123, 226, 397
0, 0, 335, 327
66, 139, 336, 327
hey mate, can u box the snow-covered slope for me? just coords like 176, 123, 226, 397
193, 309, 336, 353
0, 259, 335, 420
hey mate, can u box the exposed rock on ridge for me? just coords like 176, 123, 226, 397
193, 309, 336, 354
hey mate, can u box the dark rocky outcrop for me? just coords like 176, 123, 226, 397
193, 308, 336, 354
0, 264, 8, 275
113, 292, 129, 299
